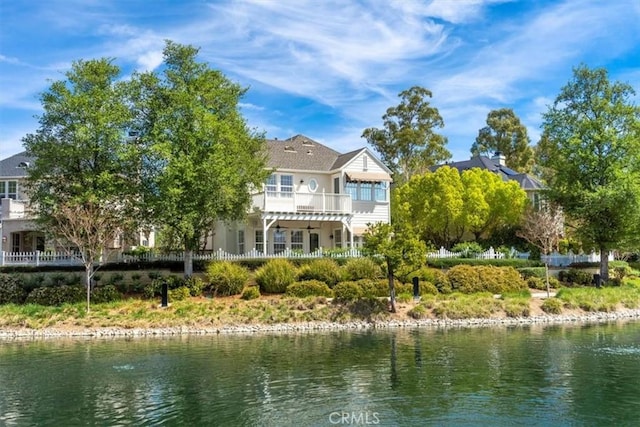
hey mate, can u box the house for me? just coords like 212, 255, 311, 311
208, 135, 392, 255
431, 152, 544, 208
0, 151, 153, 254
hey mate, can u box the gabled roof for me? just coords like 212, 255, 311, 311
431, 155, 544, 189
0, 152, 35, 178
266, 135, 342, 171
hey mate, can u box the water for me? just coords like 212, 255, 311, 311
1, 321, 640, 426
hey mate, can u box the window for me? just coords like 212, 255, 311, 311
291, 230, 303, 251
266, 174, 277, 197
345, 182, 358, 200
11, 233, 20, 252
255, 230, 264, 253
0, 181, 18, 199
375, 182, 388, 201
308, 178, 318, 192
334, 229, 343, 248
238, 230, 245, 254
360, 183, 373, 201
280, 175, 293, 197
274, 230, 286, 253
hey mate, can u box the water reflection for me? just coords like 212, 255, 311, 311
0, 321, 639, 426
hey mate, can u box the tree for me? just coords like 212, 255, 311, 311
540, 65, 640, 281
362, 86, 450, 183
22, 59, 138, 312
471, 108, 535, 173
132, 41, 269, 276
362, 222, 425, 313
392, 167, 528, 248
517, 205, 565, 255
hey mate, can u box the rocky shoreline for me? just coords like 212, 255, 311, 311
2, 309, 640, 339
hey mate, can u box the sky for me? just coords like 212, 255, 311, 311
1, 0, 639, 161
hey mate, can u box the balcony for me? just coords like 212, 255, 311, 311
252, 191, 352, 215
0, 198, 31, 220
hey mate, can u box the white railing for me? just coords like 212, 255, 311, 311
541, 251, 613, 267
252, 191, 352, 214
426, 246, 532, 260
1, 198, 30, 220
0, 251, 83, 266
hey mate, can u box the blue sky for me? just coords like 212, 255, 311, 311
1, 0, 639, 161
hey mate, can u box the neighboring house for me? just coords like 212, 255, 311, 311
208, 134, 392, 255
431, 152, 545, 208
0, 151, 152, 254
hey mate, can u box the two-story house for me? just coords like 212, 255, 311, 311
0, 152, 44, 253
207, 135, 392, 255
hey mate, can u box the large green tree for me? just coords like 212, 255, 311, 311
362, 86, 450, 183
540, 65, 640, 280
132, 41, 269, 276
471, 108, 535, 173
22, 59, 138, 311
393, 167, 527, 248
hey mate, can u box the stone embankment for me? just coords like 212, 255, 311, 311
2, 309, 640, 339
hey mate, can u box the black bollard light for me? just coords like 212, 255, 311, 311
161, 281, 168, 307
593, 274, 601, 289
412, 276, 420, 300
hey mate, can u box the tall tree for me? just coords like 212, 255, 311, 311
22, 59, 138, 312
132, 41, 269, 276
540, 65, 640, 281
362, 86, 450, 183
471, 108, 535, 173
362, 222, 425, 313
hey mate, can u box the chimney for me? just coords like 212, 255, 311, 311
492, 151, 506, 166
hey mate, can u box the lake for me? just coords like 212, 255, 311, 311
1, 321, 639, 426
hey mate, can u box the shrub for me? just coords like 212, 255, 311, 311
286, 280, 334, 298
451, 242, 484, 258
432, 292, 502, 319
169, 286, 192, 301
558, 269, 594, 286
407, 304, 429, 319
105, 273, 125, 286
26, 285, 84, 306
333, 281, 364, 303
0, 274, 27, 305
396, 293, 413, 303
609, 261, 632, 281
342, 258, 382, 281
348, 297, 388, 319
255, 259, 297, 294
447, 265, 483, 293
296, 259, 342, 287
91, 285, 122, 304
241, 286, 261, 300
184, 276, 205, 297
541, 298, 563, 314
358, 279, 391, 298
206, 261, 249, 296
518, 267, 547, 280
427, 258, 542, 269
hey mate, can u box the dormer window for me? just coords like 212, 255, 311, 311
302, 139, 314, 146
284, 145, 296, 152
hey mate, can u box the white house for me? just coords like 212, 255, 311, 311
207, 135, 392, 255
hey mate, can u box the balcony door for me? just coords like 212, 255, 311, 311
309, 233, 319, 253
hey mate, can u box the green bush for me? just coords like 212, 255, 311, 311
541, 298, 563, 314
396, 293, 413, 303
105, 273, 125, 286
26, 285, 84, 306
527, 277, 546, 290
169, 286, 192, 301
447, 265, 483, 293
255, 259, 297, 294
342, 258, 382, 281
143, 275, 185, 299
558, 269, 594, 286
518, 267, 547, 279
451, 242, 485, 258
0, 274, 27, 305
348, 297, 388, 318
333, 281, 364, 303
432, 292, 502, 319
286, 280, 334, 298
407, 304, 429, 319
358, 279, 391, 298
610, 261, 632, 281
206, 261, 249, 296
297, 259, 342, 287
241, 286, 260, 300
92, 285, 122, 304
427, 258, 542, 269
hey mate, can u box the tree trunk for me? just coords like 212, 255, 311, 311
387, 260, 396, 313
600, 247, 609, 282
184, 248, 193, 277
85, 263, 93, 313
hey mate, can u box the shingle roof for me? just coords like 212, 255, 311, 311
266, 134, 343, 171
431, 155, 544, 189
0, 151, 35, 178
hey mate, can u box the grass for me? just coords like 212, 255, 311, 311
556, 286, 640, 312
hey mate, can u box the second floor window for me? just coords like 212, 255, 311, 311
0, 181, 18, 199
266, 174, 293, 197
345, 182, 358, 200
266, 175, 277, 196
280, 175, 293, 197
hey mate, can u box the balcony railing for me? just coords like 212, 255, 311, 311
0, 198, 30, 220
252, 191, 352, 214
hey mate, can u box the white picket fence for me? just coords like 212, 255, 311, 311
0, 247, 611, 267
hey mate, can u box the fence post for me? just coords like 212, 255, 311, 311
35, 250, 40, 267
0, 251, 3, 266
